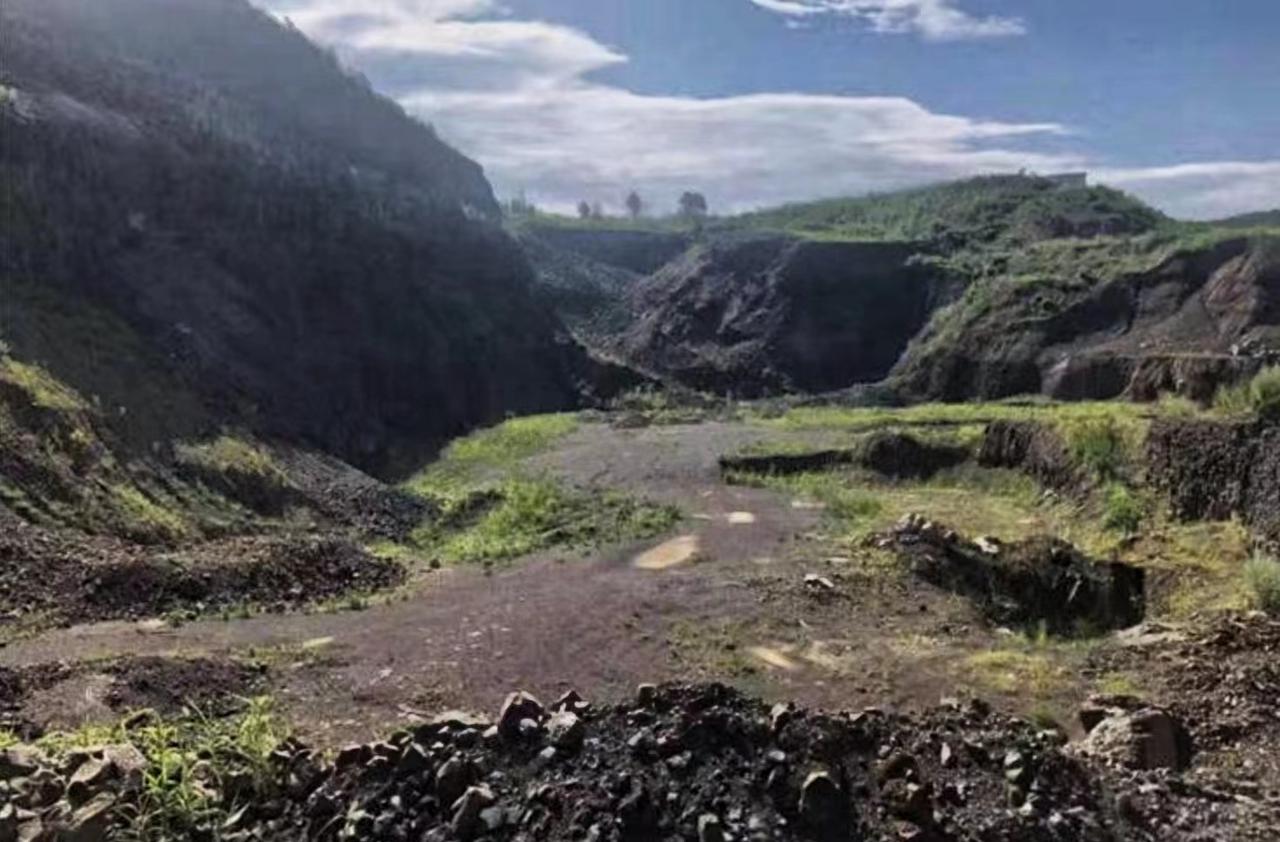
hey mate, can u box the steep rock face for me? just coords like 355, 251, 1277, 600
617, 236, 946, 396
891, 237, 1280, 402
0, 0, 594, 477
1146, 419, 1280, 546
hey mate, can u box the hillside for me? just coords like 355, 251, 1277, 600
0, 0, 601, 479
521, 176, 1280, 401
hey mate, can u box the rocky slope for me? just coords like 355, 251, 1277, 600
615, 236, 950, 396
890, 236, 1280, 402
0, 0, 602, 479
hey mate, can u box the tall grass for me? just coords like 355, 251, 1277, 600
1214, 366, 1280, 419
1244, 554, 1280, 614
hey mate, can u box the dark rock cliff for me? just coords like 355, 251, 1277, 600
891, 237, 1280, 402
615, 236, 948, 396
0, 0, 598, 477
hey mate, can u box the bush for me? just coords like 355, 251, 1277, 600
1066, 418, 1125, 480
1244, 554, 1280, 614
1214, 366, 1280, 419
1102, 483, 1143, 534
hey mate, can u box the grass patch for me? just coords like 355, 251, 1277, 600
1214, 365, 1280, 419
111, 484, 192, 542
1244, 554, 1280, 614
0, 356, 88, 412
416, 478, 679, 566
175, 435, 284, 482
726, 469, 883, 531
405, 413, 579, 493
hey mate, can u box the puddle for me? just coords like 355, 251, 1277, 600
633, 535, 701, 570
726, 511, 757, 525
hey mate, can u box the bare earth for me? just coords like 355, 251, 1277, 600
1, 422, 1089, 744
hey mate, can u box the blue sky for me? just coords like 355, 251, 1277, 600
268, 0, 1280, 218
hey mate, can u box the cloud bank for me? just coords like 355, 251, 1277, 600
748, 0, 1027, 42
267, 0, 1278, 220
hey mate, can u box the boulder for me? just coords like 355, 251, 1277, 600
1077, 707, 1192, 771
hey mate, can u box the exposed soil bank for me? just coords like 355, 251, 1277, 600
1146, 418, 1280, 546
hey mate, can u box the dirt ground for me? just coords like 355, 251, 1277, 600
0, 420, 1255, 755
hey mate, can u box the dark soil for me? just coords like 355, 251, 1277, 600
978, 421, 1081, 492
0, 523, 404, 629
884, 517, 1145, 634
1, 655, 265, 739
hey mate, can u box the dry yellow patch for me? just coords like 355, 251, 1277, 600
633, 535, 701, 570
747, 645, 800, 671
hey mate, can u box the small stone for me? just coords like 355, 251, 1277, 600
697, 813, 726, 842
803, 573, 836, 591
770, 702, 797, 733
334, 743, 372, 770
546, 711, 585, 752
551, 690, 587, 713
636, 684, 658, 707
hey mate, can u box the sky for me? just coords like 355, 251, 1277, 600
265, 0, 1280, 219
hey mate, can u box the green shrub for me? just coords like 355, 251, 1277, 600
1102, 483, 1143, 534
1214, 366, 1280, 419
1065, 418, 1125, 480
1244, 554, 1280, 614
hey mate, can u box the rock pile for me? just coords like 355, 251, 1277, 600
1, 743, 146, 842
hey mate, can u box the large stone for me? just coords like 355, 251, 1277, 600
0, 748, 42, 782
435, 756, 474, 806
1078, 707, 1192, 771
63, 792, 117, 842
497, 691, 545, 739
799, 770, 848, 840
451, 785, 496, 842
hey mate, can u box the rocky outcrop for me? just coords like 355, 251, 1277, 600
0, 0, 604, 478
619, 236, 946, 396
882, 514, 1145, 633
978, 421, 1081, 491
1146, 418, 1280, 545
892, 237, 1280, 402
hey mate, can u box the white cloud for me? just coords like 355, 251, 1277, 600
748, 0, 1027, 42
1099, 161, 1280, 220
263, 0, 1278, 220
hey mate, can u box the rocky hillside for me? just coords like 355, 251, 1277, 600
523, 177, 1280, 402
890, 234, 1280, 402
0, 0, 600, 479
616, 236, 949, 396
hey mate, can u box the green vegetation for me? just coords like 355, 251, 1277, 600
1214, 366, 1280, 419
1244, 554, 1280, 614
406, 413, 579, 493
1064, 417, 1127, 481
31, 697, 288, 841
0, 356, 88, 412
724, 175, 1165, 245
412, 478, 679, 566
175, 435, 284, 483
1102, 483, 1144, 534
110, 484, 192, 543
393, 414, 677, 567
